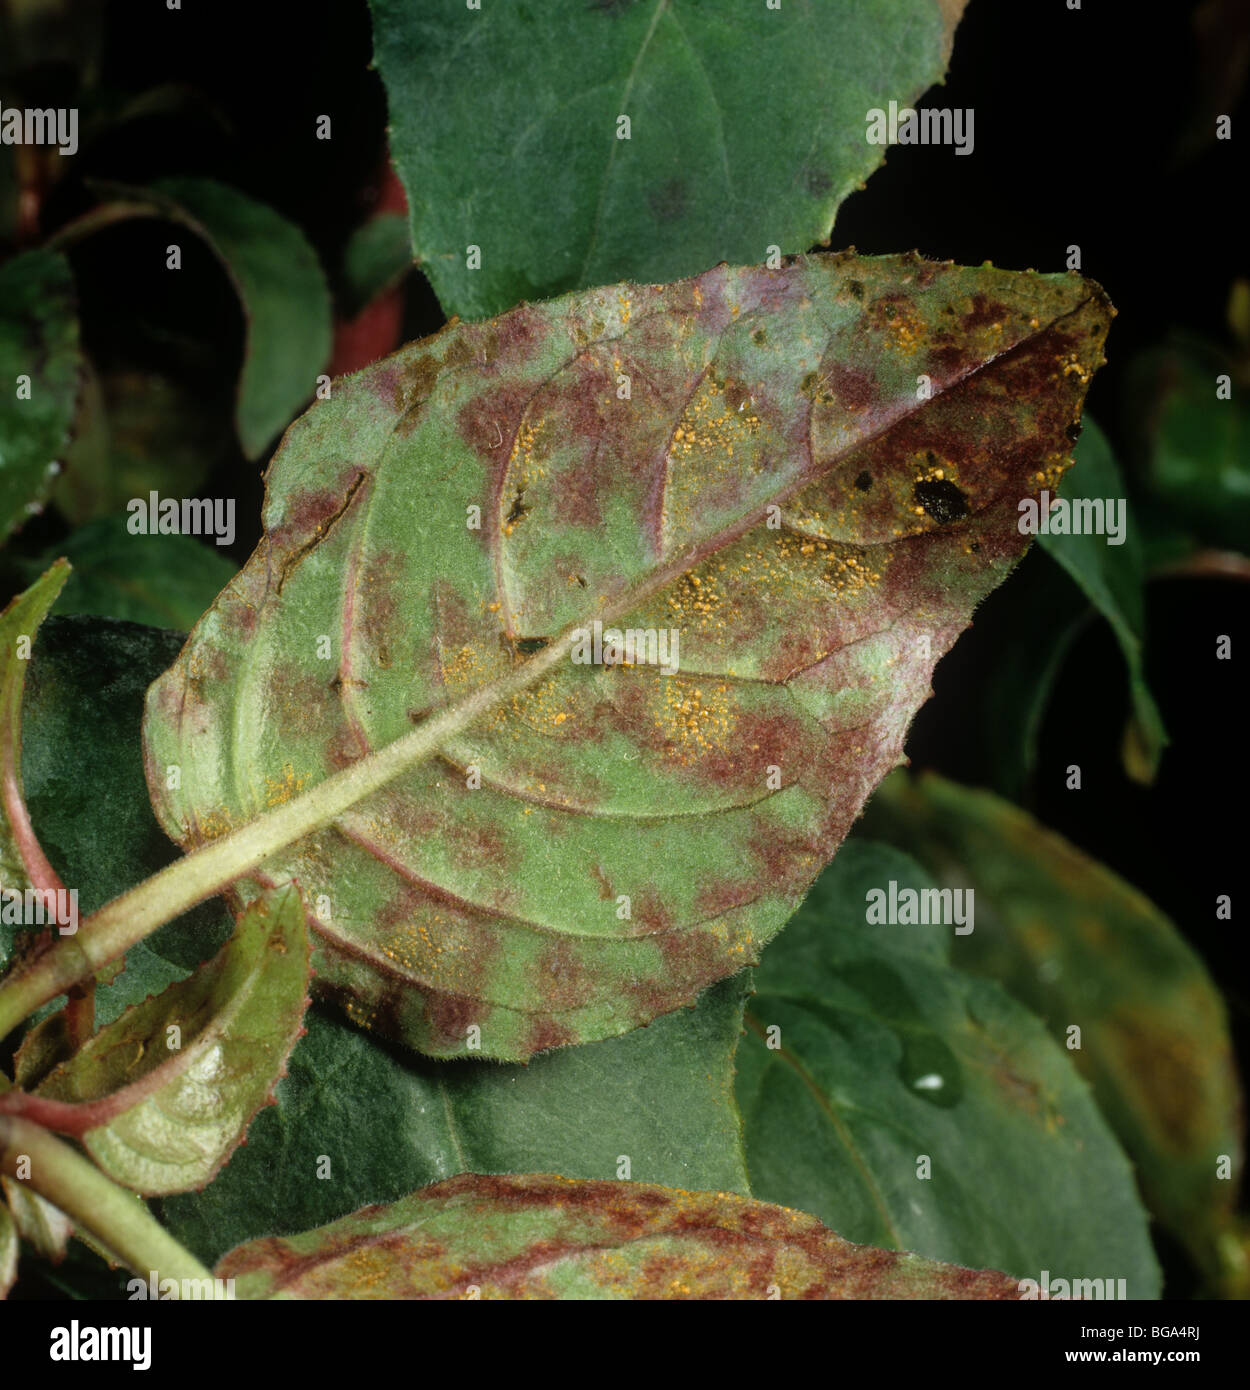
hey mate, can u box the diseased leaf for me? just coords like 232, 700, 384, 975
60, 179, 331, 458
215, 1172, 1018, 1300
19, 517, 236, 631
15, 885, 310, 1196
11, 617, 233, 1023
861, 771, 1243, 1289
735, 837, 1162, 1297
1037, 419, 1166, 782
370, 0, 967, 319
159, 974, 750, 1266
144, 253, 1113, 1061
0, 249, 81, 539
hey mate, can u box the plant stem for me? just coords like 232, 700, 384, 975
0, 1114, 220, 1296
0, 626, 578, 1040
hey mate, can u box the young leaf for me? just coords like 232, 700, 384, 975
0, 250, 81, 540
215, 1172, 1019, 1300
143, 254, 1113, 1061
370, 0, 967, 319
734, 838, 1162, 1297
1037, 419, 1167, 783
8, 885, 310, 1196
158, 975, 750, 1266
861, 772, 1243, 1290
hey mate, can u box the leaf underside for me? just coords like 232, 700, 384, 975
215, 1172, 1018, 1300
35, 885, 311, 1196
143, 252, 1112, 1061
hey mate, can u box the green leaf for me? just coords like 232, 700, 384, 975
215, 1172, 1019, 1300
1036, 418, 1167, 782
19, 516, 235, 630
62, 179, 331, 458
143, 254, 1113, 1061
0, 250, 81, 540
0, 562, 70, 922
861, 771, 1243, 1289
151, 178, 332, 457
26, 885, 310, 1196
341, 212, 411, 318
1127, 335, 1250, 558
158, 973, 750, 1266
735, 837, 1162, 1297
370, 0, 967, 319
12, 616, 233, 1021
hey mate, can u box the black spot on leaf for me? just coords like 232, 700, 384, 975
914, 478, 970, 524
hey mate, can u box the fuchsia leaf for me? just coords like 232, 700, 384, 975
143, 253, 1113, 1061
215, 1172, 1020, 1300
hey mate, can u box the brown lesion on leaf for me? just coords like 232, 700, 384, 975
275, 471, 367, 595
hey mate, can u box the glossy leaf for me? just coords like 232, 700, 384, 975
735, 837, 1162, 1297
22, 885, 310, 1196
20, 517, 236, 631
159, 974, 750, 1266
12, 617, 232, 1023
216, 1172, 1019, 1300
1037, 419, 1166, 782
370, 0, 967, 319
0, 249, 81, 539
861, 771, 1243, 1287
144, 253, 1112, 1061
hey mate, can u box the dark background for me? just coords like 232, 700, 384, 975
2, 0, 1247, 1296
